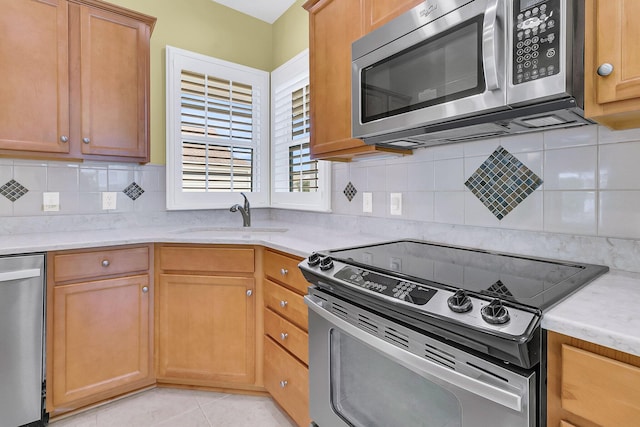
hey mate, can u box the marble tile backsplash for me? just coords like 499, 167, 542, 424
332, 124, 640, 240
0, 160, 165, 217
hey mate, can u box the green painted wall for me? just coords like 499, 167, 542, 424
272, 0, 309, 70
107, 0, 310, 164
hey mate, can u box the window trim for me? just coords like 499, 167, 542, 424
270, 49, 331, 212
166, 45, 270, 210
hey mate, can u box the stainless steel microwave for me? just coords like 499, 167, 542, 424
351, 0, 590, 148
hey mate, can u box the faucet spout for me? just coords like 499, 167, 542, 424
229, 192, 251, 227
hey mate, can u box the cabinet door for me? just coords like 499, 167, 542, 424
51, 275, 152, 408
157, 274, 256, 385
305, 0, 365, 157
585, 0, 640, 129
363, 0, 423, 33
76, 5, 150, 160
0, 0, 70, 154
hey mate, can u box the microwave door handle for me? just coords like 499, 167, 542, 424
482, 0, 501, 91
305, 294, 523, 412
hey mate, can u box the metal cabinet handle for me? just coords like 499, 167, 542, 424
60, 135, 69, 143
83, 137, 91, 144
246, 289, 253, 297
279, 300, 288, 308
280, 268, 288, 276
101, 259, 110, 267
280, 380, 288, 388
597, 63, 614, 76
142, 286, 149, 293
280, 332, 288, 340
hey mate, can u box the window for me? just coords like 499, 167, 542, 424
166, 46, 269, 210
271, 50, 331, 211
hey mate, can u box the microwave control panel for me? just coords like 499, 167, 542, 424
512, 0, 561, 85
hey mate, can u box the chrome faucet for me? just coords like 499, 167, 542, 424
230, 192, 251, 227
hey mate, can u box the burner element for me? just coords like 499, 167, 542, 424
447, 290, 473, 313
308, 253, 321, 267
481, 299, 510, 325
319, 256, 334, 271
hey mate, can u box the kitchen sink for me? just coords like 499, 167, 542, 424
170, 226, 288, 234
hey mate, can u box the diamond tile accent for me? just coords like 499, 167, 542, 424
483, 280, 514, 299
123, 182, 144, 201
343, 181, 357, 202
465, 146, 543, 220
0, 179, 29, 202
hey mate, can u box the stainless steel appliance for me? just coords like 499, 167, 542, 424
351, 0, 589, 148
299, 240, 608, 427
0, 254, 46, 427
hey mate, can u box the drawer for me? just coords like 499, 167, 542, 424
264, 336, 310, 427
264, 308, 308, 365
264, 279, 308, 330
561, 344, 640, 426
264, 250, 308, 294
53, 246, 149, 283
159, 246, 254, 273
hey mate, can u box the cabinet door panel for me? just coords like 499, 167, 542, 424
78, 5, 149, 159
594, 0, 640, 104
363, 0, 423, 33
0, 0, 69, 153
51, 275, 151, 407
157, 274, 255, 384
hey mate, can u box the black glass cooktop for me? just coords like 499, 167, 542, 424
323, 240, 609, 310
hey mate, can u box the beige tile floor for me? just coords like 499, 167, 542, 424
49, 388, 297, 427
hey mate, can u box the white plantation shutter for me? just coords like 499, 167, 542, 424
166, 46, 269, 209
271, 50, 330, 211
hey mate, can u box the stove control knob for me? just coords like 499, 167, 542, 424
481, 299, 510, 325
319, 256, 334, 271
308, 252, 321, 267
447, 290, 473, 313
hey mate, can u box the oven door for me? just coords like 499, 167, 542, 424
306, 293, 535, 427
352, 0, 508, 141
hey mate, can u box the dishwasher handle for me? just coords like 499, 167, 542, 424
0, 268, 42, 283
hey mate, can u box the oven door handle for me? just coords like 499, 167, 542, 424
482, 0, 501, 91
305, 295, 524, 412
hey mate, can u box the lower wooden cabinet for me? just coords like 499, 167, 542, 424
156, 274, 255, 385
46, 245, 153, 416
264, 337, 310, 427
547, 331, 640, 427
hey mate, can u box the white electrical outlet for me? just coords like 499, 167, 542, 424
102, 192, 117, 210
390, 192, 402, 216
43, 192, 60, 212
363, 192, 373, 213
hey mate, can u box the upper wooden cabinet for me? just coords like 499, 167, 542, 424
0, 0, 155, 162
303, 0, 414, 161
584, 0, 640, 129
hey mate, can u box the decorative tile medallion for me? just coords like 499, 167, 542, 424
343, 181, 357, 202
465, 146, 543, 220
483, 280, 514, 299
123, 182, 145, 200
0, 179, 29, 202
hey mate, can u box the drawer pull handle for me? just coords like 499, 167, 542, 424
101, 259, 110, 267
280, 332, 288, 340
280, 380, 288, 388
280, 268, 288, 276
142, 286, 149, 293
279, 300, 288, 308
246, 289, 253, 297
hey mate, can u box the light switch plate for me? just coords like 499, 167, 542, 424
390, 192, 402, 216
363, 192, 373, 213
102, 192, 117, 210
43, 192, 60, 212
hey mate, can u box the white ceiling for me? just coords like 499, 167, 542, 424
211, 0, 297, 24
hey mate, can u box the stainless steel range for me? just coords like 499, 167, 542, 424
298, 240, 608, 427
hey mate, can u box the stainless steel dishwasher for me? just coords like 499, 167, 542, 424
0, 253, 46, 427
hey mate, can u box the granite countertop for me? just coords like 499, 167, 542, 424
2, 221, 639, 358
